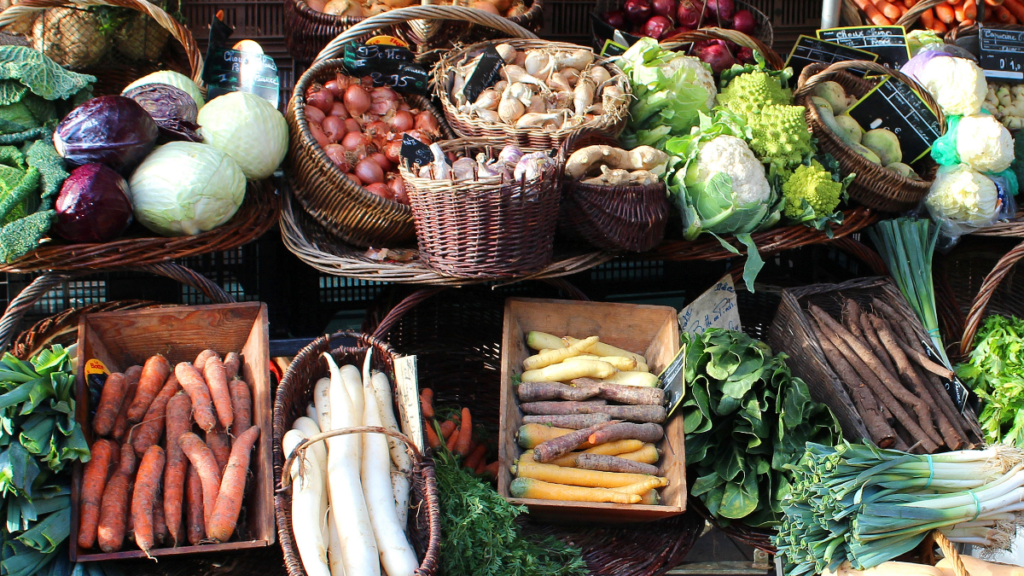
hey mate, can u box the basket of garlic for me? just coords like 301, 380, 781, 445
435, 39, 632, 149
397, 138, 563, 278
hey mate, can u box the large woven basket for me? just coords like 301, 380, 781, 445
435, 38, 631, 149
0, 0, 203, 97
661, 26, 783, 70
595, 0, 773, 49
273, 331, 440, 576
794, 61, 944, 213
398, 137, 563, 278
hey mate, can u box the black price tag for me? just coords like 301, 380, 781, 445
846, 77, 941, 164
462, 45, 504, 106
368, 63, 430, 96
659, 347, 686, 418
351, 43, 414, 63
979, 25, 1024, 83
202, 17, 280, 107
785, 36, 879, 82
400, 134, 434, 170
817, 26, 911, 68
921, 343, 971, 413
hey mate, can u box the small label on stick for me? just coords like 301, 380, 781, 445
462, 45, 504, 107
400, 134, 434, 170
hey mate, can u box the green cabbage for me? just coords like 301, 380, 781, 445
197, 91, 288, 180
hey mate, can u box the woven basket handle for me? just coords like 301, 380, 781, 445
793, 60, 947, 133
0, 262, 233, 355
960, 239, 1024, 356
934, 531, 971, 576
0, 0, 205, 87
661, 26, 784, 71
280, 425, 422, 491
313, 4, 538, 63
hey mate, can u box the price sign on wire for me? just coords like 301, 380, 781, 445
785, 35, 879, 82
979, 25, 1024, 82
846, 77, 942, 164
817, 26, 911, 68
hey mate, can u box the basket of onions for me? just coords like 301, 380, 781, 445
435, 38, 633, 149
397, 138, 563, 278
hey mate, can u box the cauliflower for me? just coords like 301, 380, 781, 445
914, 56, 987, 117
956, 114, 1014, 173
747, 105, 813, 170
716, 70, 791, 118
925, 164, 1000, 228
660, 54, 717, 111
782, 161, 842, 219
693, 135, 770, 205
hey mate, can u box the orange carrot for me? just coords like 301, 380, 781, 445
223, 352, 241, 381
873, 0, 902, 19
131, 445, 165, 555
153, 485, 168, 546
933, 18, 949, 31
905, 0, 918, 6
454, 408, 472, 456
229, 379, 251, 436
935, 2, 956, 21
483, 461, 499, 479
425, 422, 441, 449
986, 0, 1005, 6
97, 442, 135, 553
179, 432, 222, 528
898, 3, 909, 14
854, 0, 893, 23
163, 391, 192, 546
1001, 0, 1024, 19
194, 349, 218, 372
186, 466, 205, 544
440, 420, 456, 440
204, 356, 233, 431
962, 17, 976, 23
127, 355, 170, 423
77, 439, 115, 549
207, 428, 231, 475
464, 443, 487, 471
921, 7, 937, 26
474, 459, 487, 476
420, 389, 434, 418
964, 0, 977, 19
446, 426, 459, 451
112, 366, 141, 441
207, 425, 260, 542
132, 375, 180, 457
175, 362, 217, 432
93, 373, 127, 437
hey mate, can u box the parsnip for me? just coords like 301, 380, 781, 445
527, 331, 565, 351
324, 354, 379, 576
523, 336, 599, 371
285, 429, 331, 576
362, 381, 418, 576
522, 359, 617, 383
564, 336, 646, 365
602, 371, 659, 388
569, 355, 638, 372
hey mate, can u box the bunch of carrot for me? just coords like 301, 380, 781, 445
852, 0, 990, 31
421, 389, 500, 480
982, 0, 1024, 26
77, 349, 258, 557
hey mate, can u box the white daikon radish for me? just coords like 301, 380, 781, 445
392, 471, 411, 530
293, 416, 329, 542
324, 353, 379, 576
362, 381, 419, 576
313, 377, 333, 433
340, 364, 364, 462
370, 372, 412, 472
327, 509, 346, 576
284, 429, 331, 576
307, 403, 318, 421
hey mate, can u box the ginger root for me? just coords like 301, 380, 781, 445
581, 166, 659, 187
566, 145, 669, 179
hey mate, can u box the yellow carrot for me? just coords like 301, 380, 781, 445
563, 336, 647, 365
586, 439, 645, 456
512, 460, 661, 488
510, 477, 641, 504
523, 336, 599, 371
639, 490, 659, 505
517, 424, 576, 449
611, 476, 669, 495
617, 444, 661, 465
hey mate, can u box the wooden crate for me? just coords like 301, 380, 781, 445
498, 297, 686, 523
70, 303, 274, 561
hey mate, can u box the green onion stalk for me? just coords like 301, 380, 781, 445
867, 218, 949, 368
775, 441, 1024, 576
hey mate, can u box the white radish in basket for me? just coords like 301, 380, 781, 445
328, 511, 346, 576
324, 354, 379, 576
362, 379, 419, 576
314, 378, 332, 433
293, 416, 329, 542
284, 429, 330, 576
370, 371, 413, 531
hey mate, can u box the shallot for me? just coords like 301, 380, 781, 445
391, 110, 414, 132
310, 122, 331, 148
307, 84, 334, 113
330, 102, 349, 119
414, 112, 440, 136
342, 131, 370, 151
365, 182, 394, 200
383, 140, 402, 163
355, 158, 385, 184
344, 85, 371, 115
370, 152, 391, 172
388, 176, 409, 205
305, 105, 326, 124
370, 87, 399, 116
324, 144, 349, 170
322, 116, 346, 142
344, 118, 361, 134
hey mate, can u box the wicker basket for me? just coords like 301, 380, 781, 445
398, 138, 562, 278
558, 132, 668, 253
595, 0, 773, 49
793, 61, 944, 213
273, 331, 440, 576
0, 179, 279, 273
943, 238, 1024, 357
661, 25, 783, 70
435, 38, 631, 149
0, 0, 204, 96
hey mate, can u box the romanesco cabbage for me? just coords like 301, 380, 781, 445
716, 70, 790, 118
782, 161, 842, 219
747, 104, 813, 170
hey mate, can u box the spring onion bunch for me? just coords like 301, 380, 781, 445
775, 441, 1024, 576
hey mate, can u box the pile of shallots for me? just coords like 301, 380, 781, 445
304, 74, 443, 205
451, 43, 628, 132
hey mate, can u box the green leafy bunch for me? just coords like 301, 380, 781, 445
434, 450, 588, 576
957, 314, 1024, 446
682, 329, 839, 528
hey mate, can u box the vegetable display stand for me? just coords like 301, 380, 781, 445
0, 179, 280, 273
0, 0, 203, 97
273, 330, 441, 576
399, 138, 563, 278
279, 188, 618, 284
434, 37, 631, 149
660, 24, 780, 69
794, 61, 944, 213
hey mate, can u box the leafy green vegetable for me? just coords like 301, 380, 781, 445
435, 450, 588, 576
0, 168, 39, 224
683, 329, 839, 527
0, 209, 52, 263
957, 314, 1024, 445
0, 46, 95, 102
26, 141, 68, 206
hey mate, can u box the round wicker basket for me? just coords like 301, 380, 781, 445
794, 61, 945, 213
661, 26, 783, 71
435, 38, 631, 149
273, 331, 440, 576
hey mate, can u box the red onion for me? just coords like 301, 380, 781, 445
623, 0, 652, 24
676, 0, 703, 28
324, 143, 350, 170
369, 86, 399, 116
651, 0, 676, 20
732, 9, 755, 34
330, 101, 350, 119
644, 15, 674, 39
370, 152, 391, 172
343, 131, 371, 151
391, 110, 414, 132
322, 115, 346, 142
414, 112, 440, 136
355, 158, 385, 184
344, 85, 371, 115
383, 140, 402, 163
306, 83, 334, 113
706, 0, 732, 20
699, 43, 735, 73
389, 175, 409, 205
309, 121, 331, 148
601, 9, 627, 28
305, 104, 326, 124
345, 118, 361, 134
365, 182, 394, 201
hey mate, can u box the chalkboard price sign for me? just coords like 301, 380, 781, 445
846, 77, 941, 164
979, 25, 1024, 82
785, 35, 879, 82
817, 26, 911, 68
203, 17, 280, 107
400, 134, 435, 171
462, 45, 504, 106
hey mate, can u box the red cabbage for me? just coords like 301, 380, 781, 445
53, 95, 159, 174
53, 163, 134, 243
123, 83, 201, 142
